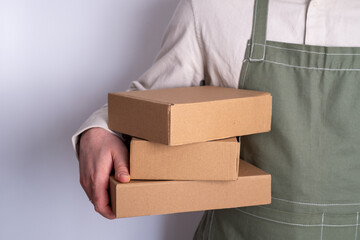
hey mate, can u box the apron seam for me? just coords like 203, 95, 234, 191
272, 197, 360, 206
249, 46, 266, 62
249, 0, 258, 59
263, 59, 360, 71
249, 0, 266, 61
254, 43, 360, 56
320, 213, 325, 240
235, 209, 360, 227
355, 212, 359, 240
241, 60, 250, 88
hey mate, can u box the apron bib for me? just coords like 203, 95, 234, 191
194, 0, 360, 239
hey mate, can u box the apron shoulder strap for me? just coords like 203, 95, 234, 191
249, 0, 269, 62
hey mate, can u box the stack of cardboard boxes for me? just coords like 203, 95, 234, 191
108, 86, 272, 218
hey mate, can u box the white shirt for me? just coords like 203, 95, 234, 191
72, 0, 360, 152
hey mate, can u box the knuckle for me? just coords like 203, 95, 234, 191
93, 200, 103, 213
93, 173, 105, 186
91, 184, 97, 196
79, 177, 88, 189
94, 205, 101, 213
116, 166, 129, 175
89, 173, 96, 184
93, 192, 101, 203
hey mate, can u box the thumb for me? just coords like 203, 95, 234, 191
113, 149, 130, 183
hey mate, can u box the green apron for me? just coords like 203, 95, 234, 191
194, 0, 360, 239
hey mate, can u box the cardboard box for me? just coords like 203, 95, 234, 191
130, 137, 240, 181
110, 160, 271, 218
108, 86, 272, 146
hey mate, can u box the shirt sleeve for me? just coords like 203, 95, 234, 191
71, 0, 205, 156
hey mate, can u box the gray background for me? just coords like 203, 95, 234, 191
0, 0, 203, 239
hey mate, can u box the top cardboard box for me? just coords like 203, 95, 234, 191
108, 86, 272, 146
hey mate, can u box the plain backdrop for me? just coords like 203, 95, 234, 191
0, 0, 203, 239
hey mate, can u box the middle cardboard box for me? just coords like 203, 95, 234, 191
130, 137, 240, 181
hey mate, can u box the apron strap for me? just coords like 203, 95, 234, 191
249, 0, 269, 62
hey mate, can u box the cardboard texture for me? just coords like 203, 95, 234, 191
130, 137, 240, 181
110, 160, 271, 218
108, 86, 272, 146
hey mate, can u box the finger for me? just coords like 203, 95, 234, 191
113, 149, 130, 183
92, 176, 115, 219
81, 177, 93, 202
93, 191, 115, 219
79, 161, 94, 203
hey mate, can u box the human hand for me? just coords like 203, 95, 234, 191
78, 127, 130, 219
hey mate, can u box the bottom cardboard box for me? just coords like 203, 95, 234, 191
110, 160, 271, 218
